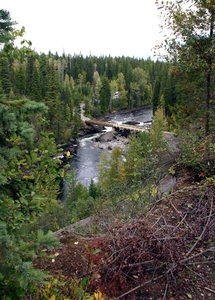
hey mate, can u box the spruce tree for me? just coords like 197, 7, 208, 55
100, 75, 111, 114
0, 53, 12, 94
152, 78, 161, 114
15, 62, 27, 95
26, 55, 35, 95
0, 13, 62, 298
45, 58, 60, 136
31, 59, 42, 101
0, 9, 17, 44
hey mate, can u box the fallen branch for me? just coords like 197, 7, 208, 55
116, 274, 165, 299
204, 287, 215, 294
185, 188, 213, 257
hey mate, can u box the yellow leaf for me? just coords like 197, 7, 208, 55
94, 290, 104, 300
49, 296, 56, 300
150, 186, 158, 197
186, 293, 192, 299
66, 151, 70, 157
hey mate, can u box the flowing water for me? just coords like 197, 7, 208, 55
69, 107, 153, 187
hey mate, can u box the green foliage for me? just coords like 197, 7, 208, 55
62, 170, 98, 223
156, 0, 215, 134
31, 59, 42, 101
48, 274, 104, 300
130, 67, 148, 107
1, 34, 173, 141
0, 53, 12, 94
0, 9, 17, 44
99, 76, 111, 114
88, 179, 98, 199
37, 229, 61, 249
0, 123, 63, 298
176, 128, 215, 176
97, 114, 171, 209
0, 222, 60, 299
0, 91, 63, 298
97, 147, 126, 198
151, 107, 168, 148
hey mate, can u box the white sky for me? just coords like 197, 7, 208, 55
1, 0, 163, 58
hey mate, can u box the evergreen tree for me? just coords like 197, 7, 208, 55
31, 59, 42, 101
156, 0, 215, 134
0, 9, 17, 44
0, 13, 63, 297
117, 72, 128, 109
109, 79, 118, 111
15, 62, 27, 95
100, 75, 111, 114
162, 72, 178, 117
0, 93, 62, 297
72, 92, 81, 138
38, 53, 48, 98
88, 179, 98, 198
97, 147, 126, 197
152, 78, 161, 114
0, 53, 11, 94
45, 58, 60, 136
26, 55, 35, 95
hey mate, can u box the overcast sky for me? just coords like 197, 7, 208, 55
1, 0, 163, 58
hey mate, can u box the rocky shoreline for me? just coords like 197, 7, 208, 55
61, 105, 152, 158
92, 127, 132, 154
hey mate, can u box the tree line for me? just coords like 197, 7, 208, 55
0, 46, 179, 143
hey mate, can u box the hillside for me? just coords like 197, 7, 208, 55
34, 169, 215, 299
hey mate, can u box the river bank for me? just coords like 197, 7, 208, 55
97, 105, 152, 120
62, 106, 152, 156
61, 106, 154, 187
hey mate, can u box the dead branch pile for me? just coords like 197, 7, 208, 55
86, 182, 215, 299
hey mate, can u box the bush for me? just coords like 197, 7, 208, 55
177, 128, 215, 176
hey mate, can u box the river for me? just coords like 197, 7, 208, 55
69, 106, 153, 187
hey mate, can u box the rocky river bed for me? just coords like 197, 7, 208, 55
64, 106, 180, 192
93, 128, 131, 153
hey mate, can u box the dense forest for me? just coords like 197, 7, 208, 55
1, 0, 215, 299
0, 42, 179, 143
